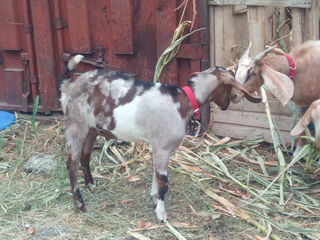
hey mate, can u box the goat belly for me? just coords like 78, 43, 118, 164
109, 88, 186, 144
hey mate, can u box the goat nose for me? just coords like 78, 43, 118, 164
230, 93, 237, 101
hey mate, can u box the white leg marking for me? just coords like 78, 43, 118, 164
150, 169, 158, 205
87, 183, 97, 192
155, 200, 167, 222
293, 144, 303, 158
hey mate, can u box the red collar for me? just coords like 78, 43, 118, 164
284, 54, 296, 80
182, 86, 200, 117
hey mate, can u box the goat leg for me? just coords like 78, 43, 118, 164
66, 154, 86, 212
80, 128, 98, 192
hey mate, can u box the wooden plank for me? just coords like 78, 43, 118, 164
110, 0, 134, 54
212, 100, 292, 116
66, 0, 92, 53
213, 7, 225, 65
211, 122, 292, 144
233, 5, 247, 14
306, 0, 319, 40
208, 0, 312, 8
212, 108, 293, 131
291, 8, 305, 45
223, 6, 236, 66
247, 6, 265, 55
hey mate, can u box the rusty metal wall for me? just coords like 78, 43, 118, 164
0, 0, 208, 113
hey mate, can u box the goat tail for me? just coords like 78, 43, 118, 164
60, 55, 84, 113
62, 55, 84, 79
68, 55, 84, 71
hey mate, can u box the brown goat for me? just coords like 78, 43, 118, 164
231, 40, 320, 107
61, 55, 261, 221
291, 99, 320, 149
230, 41, 320, 155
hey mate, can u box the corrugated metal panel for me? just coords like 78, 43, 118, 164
0, 0, 207, 112
31, 0, 59, 113
66, 0, 92, 54
0, 0, 21, 50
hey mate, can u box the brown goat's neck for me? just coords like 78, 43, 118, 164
262, 55, 291, 76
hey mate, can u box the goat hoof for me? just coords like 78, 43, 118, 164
292, 147, 302, 158
75, 201, 86, 212
155, 201, 167, 222
87, 183, 97, 192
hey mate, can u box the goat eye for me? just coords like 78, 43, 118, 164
245, 68, 252, 83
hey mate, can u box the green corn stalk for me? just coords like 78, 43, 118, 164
31, 95, 40, 130
261, 88, 286, 206
301, 136, 320, 173
153, 21, 205, 83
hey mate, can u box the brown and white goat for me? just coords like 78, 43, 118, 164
61, 55, 261, 221
230, 41, 320, 154
291, 99, 320, 149
231, 40, 320, 107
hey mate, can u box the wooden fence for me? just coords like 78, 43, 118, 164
208, 0, 319, 143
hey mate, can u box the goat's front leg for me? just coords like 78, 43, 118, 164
151, 149, 170, 222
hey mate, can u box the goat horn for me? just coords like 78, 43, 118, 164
228, 80, 262, 103
240, 42, 252, 61
254, 46, 276, 61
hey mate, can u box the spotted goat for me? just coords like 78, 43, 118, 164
61, 55, 261, 221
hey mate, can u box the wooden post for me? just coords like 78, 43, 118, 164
247, 6, 266, 55
200, 1, 211, 132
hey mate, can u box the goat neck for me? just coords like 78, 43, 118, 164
186, 68, 220, 106
262, 54, 291, 76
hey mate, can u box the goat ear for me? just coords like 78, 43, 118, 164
290, 107, 313, 136
261, 65, 294, 106
227, 79, 262, 103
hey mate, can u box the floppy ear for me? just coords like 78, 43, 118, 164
261, 65, 294, 106
226, 79, 262, 103
290, 107, 313, 136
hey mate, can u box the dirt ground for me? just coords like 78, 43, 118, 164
0, 114, 319, 240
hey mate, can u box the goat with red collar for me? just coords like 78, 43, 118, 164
230, 40, 320, 107
61, 55, 261, 222
230, 41, 320, 156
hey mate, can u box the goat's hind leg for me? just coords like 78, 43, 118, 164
80, 128, 97, 192
65, 123, 90, 212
